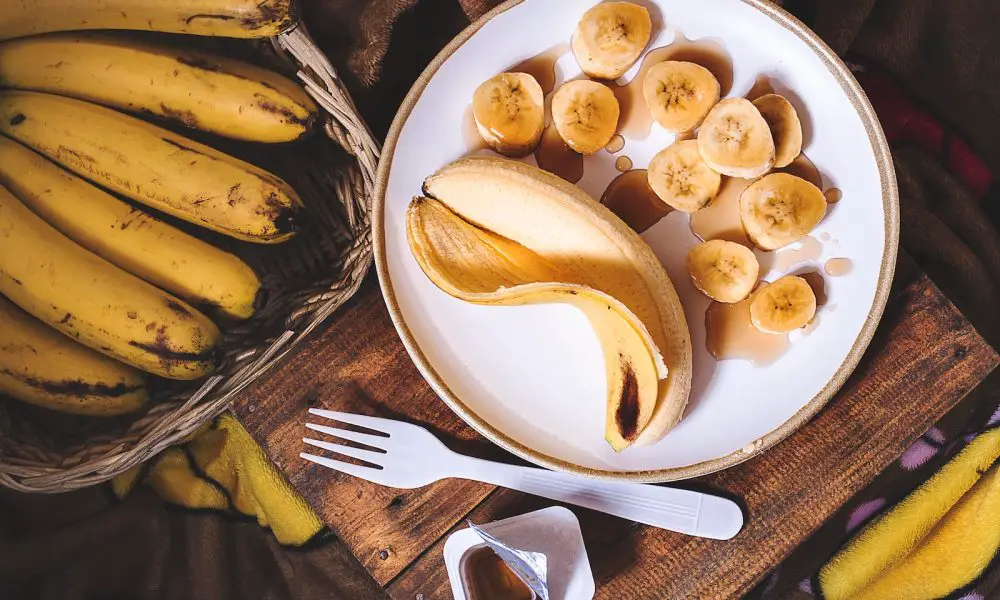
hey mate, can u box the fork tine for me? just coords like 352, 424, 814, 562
305, 422, 386, 448
308, 408, 394, 433
303, 438, 385, 466
300, 452, 383, 482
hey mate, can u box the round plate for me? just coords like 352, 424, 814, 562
374, 0, 899, 481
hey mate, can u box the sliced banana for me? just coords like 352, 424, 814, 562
472, 72, 545, 157
697, 98, 775, 178
750, 276, 817, 333
551, 80, 621, 155
753, 94, 803, 168
687, 240, 759, 303
647, 139, 721, 212
572, 2, 652, 80
740, 172, 827, 250
643, 61, 721, 133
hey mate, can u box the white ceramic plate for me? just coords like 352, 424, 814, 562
374, 0, 898, 481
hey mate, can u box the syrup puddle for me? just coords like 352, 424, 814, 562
511, 42, 569, 96
690, 176, 752, 245
825, 188, 842, 203
797, 270, 828, 335
535, 123, 583, 183
613, 33, 733, 140
615, 156, 633, 172
770, 236, 822, 274
601, 169, 672, 233
605, 134, 625, 154
705, 290, 789, 366
824, 258, 853, 277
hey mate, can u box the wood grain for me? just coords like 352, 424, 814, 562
233, 257, 998, 599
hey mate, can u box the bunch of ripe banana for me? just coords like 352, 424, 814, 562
0, 1, 319, 416
409, 2, 833, 450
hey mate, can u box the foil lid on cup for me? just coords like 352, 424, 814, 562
469, 521, 548, 600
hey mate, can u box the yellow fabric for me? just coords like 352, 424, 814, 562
820, 428, 1000, 600
112, 412, 323, 546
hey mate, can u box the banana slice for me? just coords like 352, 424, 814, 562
643, 61, 721, 133
750, 276, 817, 333
753, 94, 803, 168
697, 98, 775, 178
740, 172, 827, 250
551, 80, 621, 155
572, 2, 652, 80
472, 72, 545, 157
647, 139, 722, 212
687, 240, 759, 303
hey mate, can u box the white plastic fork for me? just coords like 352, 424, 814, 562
300, 408, 744, 540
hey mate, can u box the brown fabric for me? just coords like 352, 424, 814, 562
3, 0, 1000, 599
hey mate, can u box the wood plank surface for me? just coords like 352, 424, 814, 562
233, 257, 998, 599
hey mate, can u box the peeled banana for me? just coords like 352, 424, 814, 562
0, 185, 220, 380
0, 137, 261, 320
697, 98, 775, 178
572, 2, 652, 79
643, 61, 721, 133
472, 72, 545, 157
0, 91, 302, 243
407, 196, 665, 451
750, 276, 817, 333
422, 157, 692, 447
0, 300, 148, 416
647, 139, 722, 212
0, 33, 318, 143
0, 0, 297, 41
753, 94, 802, 169
687, 240, 759, 303
551, 80, 620, 155
739, 173, 827, 250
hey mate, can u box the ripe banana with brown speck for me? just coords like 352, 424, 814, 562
0, 91, 302, 243
753, 94, 802, 168
0, 185, 220, 380
750, 276, 817, 333
643, 61, 721, 133
740, 173, 826, 250
687, 240, 759, 303
0, 0, 297, 41
697, 98, 775, 178
0, 33, 318, 143
0, 300, 148, 416
551, 80, 620, 155
647, 139, 721, 212
572, 2, 652, 80
472, 73, 545, 157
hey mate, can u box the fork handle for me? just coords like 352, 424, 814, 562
454, 458, 743, 540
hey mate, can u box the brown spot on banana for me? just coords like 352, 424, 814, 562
158, 103, 199, 128
615, 362, 641, 441
58, 312, 72, 324
0, 367, 144, 398
8, 113, 25, 126
164, 299, 193, 319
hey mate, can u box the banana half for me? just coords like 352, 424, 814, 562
643, 61, 721, 133
647, 139, 722, 212
687, 240, 759, 303
740, 173, 827, 250
407, 197, 664, 451
750, 276, 817, 333
697, 98, 775, 178
753, 94, 803, 169
551, 80, 621, 155
418, 157, 692, 448
572, 2, 652, 80
472, 72, 545, 157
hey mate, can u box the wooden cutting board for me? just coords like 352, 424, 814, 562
232, 254, 998, 599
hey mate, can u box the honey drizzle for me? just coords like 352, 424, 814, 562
600, 170, 672, 233
705, 292, 790, 366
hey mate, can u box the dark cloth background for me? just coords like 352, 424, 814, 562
3, 0, 1000, 598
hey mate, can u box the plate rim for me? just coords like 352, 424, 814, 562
373, 0, 901, 482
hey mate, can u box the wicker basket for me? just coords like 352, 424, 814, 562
0, 26, 379, 493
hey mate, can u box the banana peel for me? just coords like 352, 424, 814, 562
410, 157, 692, 449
